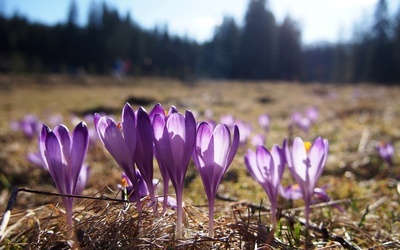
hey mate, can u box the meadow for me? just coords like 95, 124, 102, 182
0, 74, 399, 249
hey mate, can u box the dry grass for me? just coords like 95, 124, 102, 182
0, 74, 399, 249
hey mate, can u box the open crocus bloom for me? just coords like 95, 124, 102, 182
244, 144, 285, 230
285, 136, 329, 228
192, 122, 239, 238
40, 122, 89, 236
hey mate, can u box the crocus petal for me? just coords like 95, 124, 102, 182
244, 149, 264, 183
307, 137, 326, 187
122, 103, 137, 159
45, 131, 66, 194
54, 125, 71, 164
226, 124, 240, 169
291, 137, 308, 182
135, 106, 155, 202
39, 125, 49, 169
182, 110, 196, 168
149, 103, 165, 121
213, 124, 230, 169
70, 122, 89, 193
100, 119, 133, 176
270, 145, 285, 186
167, 113, 186, 159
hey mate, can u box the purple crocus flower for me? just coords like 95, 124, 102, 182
94, 103, 142, 211
11, 114, 41, 140
192, 122, 239, 238
27, 151, 47, 169
306, 107, 319, 123
220, 114, 235, 128
284, 136, 329, 228
258, 114, 271, 131
279, 184, 344, 212
251, 133, 266, 147
279, 184, 303, 201
376, 141, 395, 167
152, 110, 196, 239
245, 144, 285, 230
135, 106, 157, 214
291, 112, 311, 133
235, 119, 252, 146
149, 103, 178, 214
40, 122, 89, 237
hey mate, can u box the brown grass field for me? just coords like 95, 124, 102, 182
0, 74, 399, 249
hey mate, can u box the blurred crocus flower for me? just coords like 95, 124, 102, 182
10, 114, 41, 140
245, 144, 285, 230
285, 136, 329, 228
120, 171, 149, 202
251, 133, 266, 147
204, 109, 214, 119
291, 112, 311, 133
258, 114, 271, 131
376, 141, 395, 167
94, 103, 142, 211
279, 184, 303, 201
39, 122, 89, 237
152, 109, 196, 239
235, 119, 252, 146
192, 122, 239, 238
27, 151, 47, 169
306, 107, 319, 123
220, 114, 235, 128
75, 164, 90, 196
280, 184, 344, 212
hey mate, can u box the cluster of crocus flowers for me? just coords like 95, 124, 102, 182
192, 122, 239, 238
245, 136, 329, 231
39, 122, 89, 237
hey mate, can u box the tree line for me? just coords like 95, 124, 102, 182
0, 0, 399, 84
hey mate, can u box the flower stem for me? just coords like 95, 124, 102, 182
175, 189, 183, 239
208, 197, 215, 239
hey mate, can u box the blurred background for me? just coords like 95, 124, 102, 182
0, 0, 399, 83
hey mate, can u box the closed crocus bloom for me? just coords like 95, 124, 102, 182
284, 136, 329, 228
306, 107, 319, 123
152, 110, 196, 239
192, 122, 239, 238
149, 103, 178, 214
40, 122, 89, 237
244, 144, 285, 230
258, 113, 270, 131
376, 141, 395, 167
94, 103, 142, 210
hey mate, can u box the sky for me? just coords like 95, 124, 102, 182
1, 0, 399, 45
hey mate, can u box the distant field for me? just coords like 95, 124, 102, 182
0, 75, 399, 248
